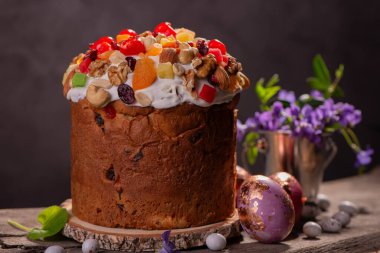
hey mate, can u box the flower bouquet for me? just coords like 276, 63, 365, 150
238, 55, 373, 198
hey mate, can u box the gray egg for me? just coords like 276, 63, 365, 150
333, 211, 351, 227
319, 217, 342, 233
45, 245, 64, 253
317, 194, 330, 211
82, 238, 98, 253
205, 233, 227, 251
303, 221, 322, 238
302, 204, 321, 219
339, 201, 358, 216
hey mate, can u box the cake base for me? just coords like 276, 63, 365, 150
61, 199, 241, 251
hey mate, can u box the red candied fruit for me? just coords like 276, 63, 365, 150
222, 55, 229, 65
96, 42, 113, 55
104, 104, 116, 119
199, 83, 217, 103
79, 57, 92, 73
89, 36, 115, 50
154, 22, 176, 37
208, 48, 223, 63
119, 28, 137, 36
209, 39, 227, 55
119, 37, 146, 56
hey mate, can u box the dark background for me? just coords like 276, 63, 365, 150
1, 0, 379, 208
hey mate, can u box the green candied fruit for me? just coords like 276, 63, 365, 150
72, 73, 87, 87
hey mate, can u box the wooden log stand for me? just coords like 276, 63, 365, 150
61, 199, 241, 252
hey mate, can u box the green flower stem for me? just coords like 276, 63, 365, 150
347, 128, 361, 147
7, 220, 32, 232
340, 128, 360, 152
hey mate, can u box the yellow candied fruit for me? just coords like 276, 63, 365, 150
176, 28, 195, 42
147, 43, 163, 56
76, 55, 84, 65
157, 62, 174, 79
160, 37, 177, 48
116, 34, 131, 43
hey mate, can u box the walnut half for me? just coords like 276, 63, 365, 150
108, 62, 131, 85
88, 59, 110, 77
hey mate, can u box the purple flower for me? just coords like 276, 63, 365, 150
355, 148, 374, 167
160, 230, 178, 253
237, 119, 247, 142
278, 90, 296, 103
310, 90, 325, 100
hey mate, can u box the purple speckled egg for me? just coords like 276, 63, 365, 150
270, 172, 303, 225
237, 175, 295, 243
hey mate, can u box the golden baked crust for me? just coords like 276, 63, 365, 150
71, 96, 239, 229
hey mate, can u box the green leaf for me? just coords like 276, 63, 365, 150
255, 78, 266, 101
331, 86, 345, 97
266, 74, 280, 87
8, 206, 68, 240
307, 77, 329, 90
335, 64, 344, 80
244, 132, 260, 166
262, 86, 281, 105
247, 146, 258, 165
313, 54, 332, 84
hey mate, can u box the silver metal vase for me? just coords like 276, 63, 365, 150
242, 131, 337, 200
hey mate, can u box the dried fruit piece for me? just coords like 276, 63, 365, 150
104, 104, 116, 119
132, 56, 157, 90
116, 34, 131, 43
72, 73, 87, 87
141, 35, 157, 51
117, 83, 135, 104
125, 56, 137, 71
98, 50, 115, 60
157, 62, 174, 79
196, 54, 217, 79
178, 42, 191, 50
90, 36, 115, 51
79, 57, 92, 73
199, 83, 217, 103
154, 22, 176, 37
159, 48, 178, 63
176, 28, 195, 42
86, 84, 111, 108
96, 42, 112, 55
109, 51, 126, 65
119, 28, 137, 36
119, 37, 146, 56
160, 37, 177, 48
135, 91, 152, 106
178, 48, 198, 64
208, 48, 223, 64
173, 63, 185, 76
88, 59, 110, 77
147, 43, 163, 56
209, 39, 227, 54
196, 39, 209, 56
90, 78, 112, 89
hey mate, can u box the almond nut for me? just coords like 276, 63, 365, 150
178, 48, 198, 64
214, 66, 230, 90
173, 63, 185, 76
159, 48, 178, 63
135, 91, 152, 107
90, 78, 112, 89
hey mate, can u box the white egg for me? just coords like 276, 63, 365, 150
320, 217, 342, 233
44, 245, 64, 253
205, 233, 227, 251
339, 201, 358, 216
333, 211, 351, 227
317, 194, 330, 211
303, 221, 322, 238
82, 238, 98, 253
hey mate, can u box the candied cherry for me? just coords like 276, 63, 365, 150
154, 22, 176, 37
208, 48, 223, 64
119, 37, 145, 56
79, 57, 92, 73
89, 36, 115, 50
96, 42, 113, 55
119, 28, 137, 36
209, 39, 227, 55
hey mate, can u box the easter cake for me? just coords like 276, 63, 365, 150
62, 22, 250, 229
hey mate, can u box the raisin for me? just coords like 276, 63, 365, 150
133, 151, 144, 162
86, 49, 98, 61
117, 83, 135, 104
117, 203, 124, 211
125, 56, 137, 71
95, 113, 104, 126
196, 39, 209, 56
106, 166, 115, 181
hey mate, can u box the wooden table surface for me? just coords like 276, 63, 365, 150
1, 168, 380, 253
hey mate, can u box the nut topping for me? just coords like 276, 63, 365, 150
86, 84, 111, 108
88, 59, 110, 77
159, 48, 178, 64
108, 62, 131, 85
226, 56, 243, 74
213, 66, 230, 90
178, 48, 198, 65
90, 78, 112, 89
109, 51, 126, 65
173, 63, 185, 76
135, 91, 152, 107
195, 54, 217, 79
182, 69, 197, 97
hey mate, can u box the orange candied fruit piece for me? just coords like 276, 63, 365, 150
160, 37, 177, 48
176, 28, 195, 42
98, 50, 115, 60
147, 43, 163, 56
116, 34, 131, 43
132, 55, 157, 90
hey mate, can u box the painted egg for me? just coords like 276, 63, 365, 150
205, 233, 227, 251
333, 211, 351, 227
270, 172, 303, 225
339, 201, 358, 216
303, 221, 322, 238
237, 175, 295, 243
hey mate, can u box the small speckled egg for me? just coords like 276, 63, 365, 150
205, 233, 227, 251
270, 172, 303, 225
237, 175, 295, 243
333, 211, 351, 227
82, 238, 98, 253
319, 217, 342, 233
317, 194, 331, 211
44, 245, 64, 253
339, 201, 358, 216
302, 202, 321, 219
303, 221, 322, 238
